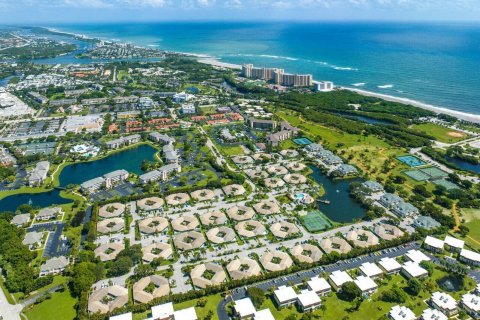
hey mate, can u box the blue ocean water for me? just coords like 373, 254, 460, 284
52, 22, 480, 115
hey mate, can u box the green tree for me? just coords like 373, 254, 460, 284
71, 262, 98, 296
247, 287, 265, 309
340, 281, 362, 301
406, 278, 422, 296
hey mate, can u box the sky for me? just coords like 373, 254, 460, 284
0, 0, 480, 23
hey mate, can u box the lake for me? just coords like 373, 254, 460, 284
0, 144, 157, 212
59, 144, 157, 186
445, 156, 480, 174
0, 189, 71, 212
308, 164, 366, 223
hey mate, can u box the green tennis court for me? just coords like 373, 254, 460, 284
432, 179, 460, 190
420, 167, 449, 179
300, 210, 332, 232
404, 169, 431, 181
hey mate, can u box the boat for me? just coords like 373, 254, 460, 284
317, 199, 331, 204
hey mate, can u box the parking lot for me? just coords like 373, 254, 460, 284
2, 119, 62, 139
91, 182, 140, 202
28, 222, 71, 258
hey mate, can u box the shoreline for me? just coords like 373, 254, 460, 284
198, 57, 480, 124
343, 87, 480, 124
41, 26, 480, 124
198, 58, 242, 70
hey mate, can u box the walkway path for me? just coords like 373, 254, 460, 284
452, 203, 461, 232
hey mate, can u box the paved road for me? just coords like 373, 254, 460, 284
0, 270, 22, 320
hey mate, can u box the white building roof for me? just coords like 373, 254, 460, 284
402, 262, 428, 278
462, 293, 480, 313
389, 305, 416, 320
378, 257, 402, 272
109, 313, 132, 320
274, 286, 297, 303
254, 309, 275, 320
151, 302, 174, 319
444, 235, 464, 249
297, 290, 321, 307
431, 292, 457, 312
406, 249, 431, 263
421, 308, 448, 320
460, 249, 480, 263
173, 307, 197, 320
329, 270, 353, 287
359, 262, 383, 278
234, 298, 256, 318
424, 236, 444, 250
354, 276, 378, 292
307, 276, 331, 293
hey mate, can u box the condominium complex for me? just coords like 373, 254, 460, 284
242, 64, 313, 87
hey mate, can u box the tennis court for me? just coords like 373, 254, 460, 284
293, 137, 313, 146
300, 210, 332, 232
404, 169, 431, 181
432, 179, 460, 190
397, 155, 427, 167
420, 167, 449, 179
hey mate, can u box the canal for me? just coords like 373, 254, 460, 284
308, 164, 366, 223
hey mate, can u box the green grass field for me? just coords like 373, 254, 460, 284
411, 123, 468, 143
220, 145, 244, 156
133, 294, 223, 320
259, 267, 474, 320
24, 290, 76, 320
459, 208, 480, 250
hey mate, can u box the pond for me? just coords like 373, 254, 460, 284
0, 189, 72, 212
437, 275, 465, 292
59, 144, 157, 187
333, 112, 393, 126
308, 164, 366, 223
445, 156, 480, 174
0, 144, 157, 212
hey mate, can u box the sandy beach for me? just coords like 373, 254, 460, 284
344, 87, 480, 124
198, 58, 242, 70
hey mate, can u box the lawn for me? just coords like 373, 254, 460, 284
220, 145, 244, 156
459, 208, 480, 250
199, 105, 218, 115
24, 290, 77, 320
410, 123, 468, 143
133, 294, 223, 320
14, 276, 68, 301
260, 267, 474, 320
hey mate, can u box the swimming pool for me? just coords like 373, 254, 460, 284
294, 193, 306, 200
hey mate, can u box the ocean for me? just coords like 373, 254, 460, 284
50, 22, 480, 115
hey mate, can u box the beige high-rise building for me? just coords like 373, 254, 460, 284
242, 63, 312, 87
